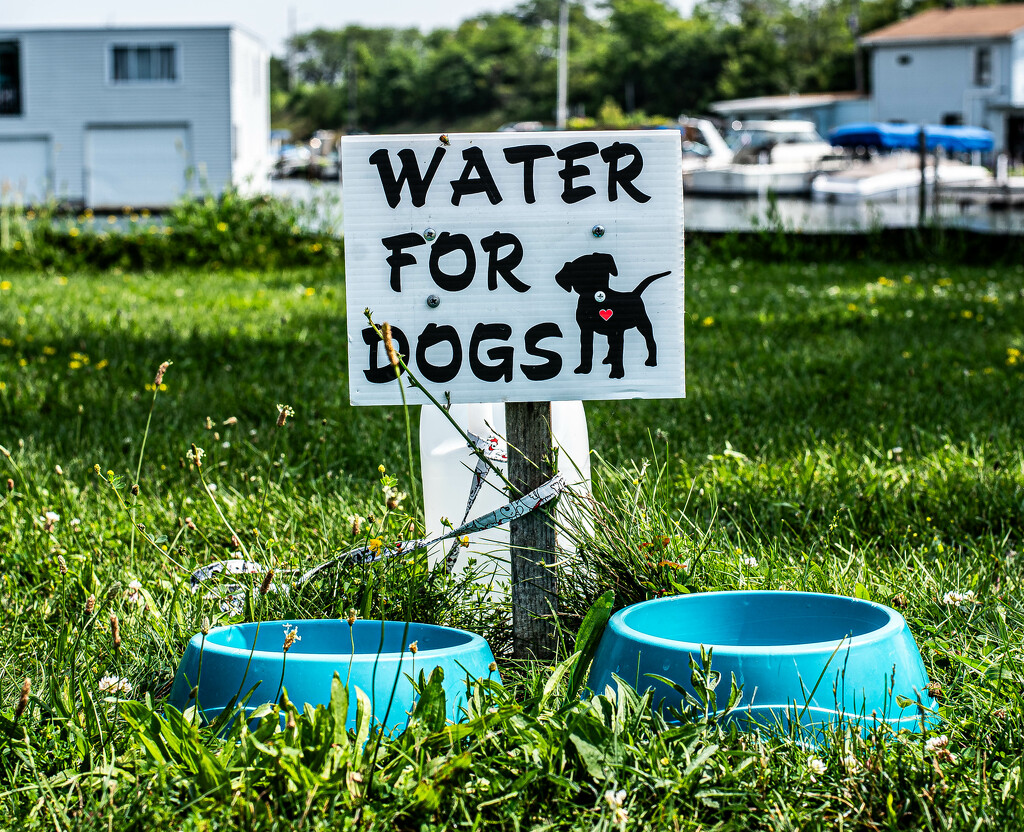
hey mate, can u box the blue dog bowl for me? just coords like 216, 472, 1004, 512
167, 619, 498, 734
587, 591, 935, 737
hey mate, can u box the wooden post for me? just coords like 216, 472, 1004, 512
506, 401, 557, 660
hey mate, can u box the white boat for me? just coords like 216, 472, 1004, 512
686, 119, 839, 196
813, 122, 996, 203
811, 153, 993, 203
689, 161, 831, 196
678, 117, 733, 173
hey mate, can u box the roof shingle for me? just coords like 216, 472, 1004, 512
861, 4, 1024, 42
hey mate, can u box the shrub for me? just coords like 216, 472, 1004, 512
0, 189, 342, 272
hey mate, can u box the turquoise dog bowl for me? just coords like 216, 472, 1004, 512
167, 619, 498, 734
587, 591, 935, 736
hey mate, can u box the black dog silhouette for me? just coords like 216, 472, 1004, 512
555, 252, 670, 379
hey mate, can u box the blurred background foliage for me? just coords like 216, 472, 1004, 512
269, 0, 959, 137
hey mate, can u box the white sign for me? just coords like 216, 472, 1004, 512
342, 131, 684, 406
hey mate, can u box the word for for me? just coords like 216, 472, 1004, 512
369, 141, 652, 209
361, 322, 563, 385
382, 230, 527, 293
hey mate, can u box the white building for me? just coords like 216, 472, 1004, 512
0, 26, 269, 207
709, 92, 871, 140
861, 4, 1024, 160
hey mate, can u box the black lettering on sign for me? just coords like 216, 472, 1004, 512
470, 323, 514, 382
502, 145, 555, 204
556, 141, 599, 204
415, 323, 462, 383
362, 325, 410, 384
521, 322, 563, 381
369, 147, 446, 208
450, 147, 503, 206
381, 232, 426, 292
428, 232, 476, 292
600, 142, 651, 203
480, 231, 529, 292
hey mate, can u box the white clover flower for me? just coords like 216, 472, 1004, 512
45, 511, 60, 523
186, 446, 205, 464
742, 556, 758, 568
126, 579, 145, 606
941, 590, 976, 606
806, 756, 827, 776
604, 789, 626, 809
925, 734, 957, 763
98, 675, 132, 695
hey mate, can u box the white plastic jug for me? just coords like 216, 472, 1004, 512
419, 401, 591, 591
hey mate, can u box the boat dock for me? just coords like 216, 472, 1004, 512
943, 178, 1024, 210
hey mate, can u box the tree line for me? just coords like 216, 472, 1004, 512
269, 0, 976, 137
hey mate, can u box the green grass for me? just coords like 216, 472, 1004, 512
1, 253, 1024, 829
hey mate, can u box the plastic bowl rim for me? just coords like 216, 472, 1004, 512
189, 618, 489, 662
611, 590, 908, 656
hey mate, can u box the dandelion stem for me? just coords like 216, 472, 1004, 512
96, 469, 188, 572
369, 620, 410, 791
197, 466, 251, 562
364, 312, 514, 493
394, 362, 420, 522
129, 363, 169, 570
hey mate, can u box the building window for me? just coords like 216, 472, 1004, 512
975, 46, 992, 86
896, 54, 912, 66
0, 41, 22, 115
111, 44, 179, 83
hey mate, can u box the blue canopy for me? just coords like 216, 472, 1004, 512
829, 122, 995, 153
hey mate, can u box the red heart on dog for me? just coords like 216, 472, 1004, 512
599, 309, 613, 321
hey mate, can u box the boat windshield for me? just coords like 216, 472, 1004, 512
727, 126, 826, 152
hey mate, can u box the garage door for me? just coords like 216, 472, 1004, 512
0, 137, 50, 204
85, 126, 189, 209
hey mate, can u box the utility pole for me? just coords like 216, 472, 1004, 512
286, 5, 297, 91
556, 0, 569, 129
347, 40, 358, 134
848, 0, 864, 95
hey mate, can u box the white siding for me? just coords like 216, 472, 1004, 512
871, 39, 1017, 143
85, 125, 189, 208
0, 136, 49, 202
229, 28, 270, 191
0, 26, 265, 207
1012, 33, 1024, 104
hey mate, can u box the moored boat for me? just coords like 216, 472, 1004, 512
811, 122, 995, 203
